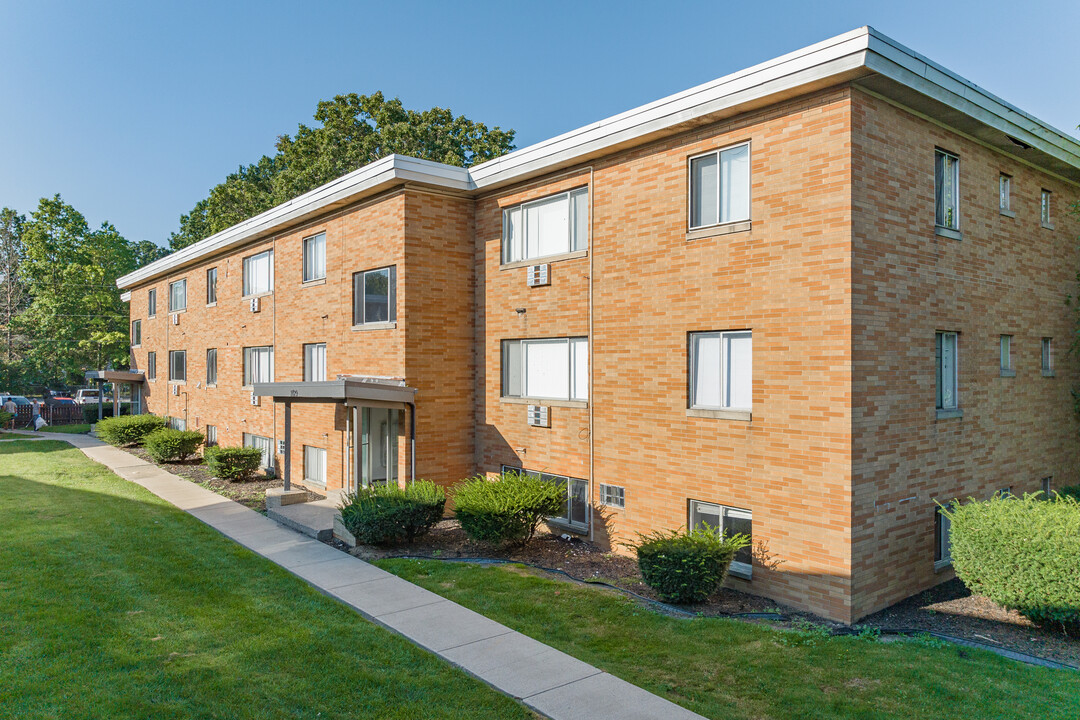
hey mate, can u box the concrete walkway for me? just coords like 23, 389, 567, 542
14, 430, 705, 720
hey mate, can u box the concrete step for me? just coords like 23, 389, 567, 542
267, 500, 337, 542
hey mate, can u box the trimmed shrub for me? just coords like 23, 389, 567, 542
0, 410, 12, 428
95, 414, 165, 447
81, 402, 132, 425
943, 494, 1080, 632
1055, 485, 1080, 502
634, 526, 751, 604
143, 428, 204, 463
339, 481, 446, 545
204, 445, 263, 482
452, 471, 566, 545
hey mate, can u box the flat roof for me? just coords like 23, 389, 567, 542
252, 377, 417, 405
118, 26, 1080, 290
85, 370, 146, 383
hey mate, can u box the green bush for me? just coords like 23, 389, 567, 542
340, 481, 446, 545
95, 414, 165, 446
143, 428, 204, 463
634, 526, 751, 604
204, 445, 264, 482
81, 402, 132, 424
943, 494, 1080, 631
1055, 485, 1080, 502
0, 410, 12, 428
452, 471, 567, 545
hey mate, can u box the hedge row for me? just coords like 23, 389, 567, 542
95, 414, 165, 446
340, 481, 446, 544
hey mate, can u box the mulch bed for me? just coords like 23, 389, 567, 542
342, 518, 1079, 667
123, 447, 323, 513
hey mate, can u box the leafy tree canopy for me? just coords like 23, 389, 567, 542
169, 92, 515, 250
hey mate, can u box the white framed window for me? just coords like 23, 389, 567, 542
689, 500, 753, 579
243, 346, 274, 386
243, 433, 274, 469
1041, 190, 1052, 227
147, 289, 157, 317
935, 149, 960, 230
503, 465, 588, 530
303, 232, 326, 283
147, 351, 156, 381
599, 483, 625, 509
1000, 335, 1012, 373
1042, 337, 1054, 374
205, 424, 217, 447
304, 446, 327, 486
352, 266, 396, 325
206, 348, 218, 385
689, 331, 752, 411
999, 174, 1011, 212
502, 187, 588, 264
168, 350, 186, 382
168, 279, 187, 313
502, 337, 588, 402
304, 343, 326, 382
167, 416, 186, 431
206, 267, 218, 305
936, 331, 958, 410
934, 506, 952, 568
131, 320, 141, 348
243, 250, 274, 296
689, 143, 750, 229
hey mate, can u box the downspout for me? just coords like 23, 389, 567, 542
407, 400, 416, 485
587, 166, 596, 542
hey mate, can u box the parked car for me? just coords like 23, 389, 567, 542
46, 396, 76, 406
1, 394, 32, 407
73, 388, 102, 406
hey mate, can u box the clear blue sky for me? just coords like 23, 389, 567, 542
1, 0, 1077, 247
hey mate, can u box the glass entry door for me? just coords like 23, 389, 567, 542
360, 407, 400, 487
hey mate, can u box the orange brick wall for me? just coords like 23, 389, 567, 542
849, 90, 1080, 619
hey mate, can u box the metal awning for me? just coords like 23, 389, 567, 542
251, 376, 417, 404
85, 370, 146, 383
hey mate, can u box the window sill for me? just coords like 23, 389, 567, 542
352, 321, 397, 332
169, 380, 186, 386
686, 220, 751, 241
169, 309, 187, 316
687, 408, 752, 422
147, 315, 156, 320
934, 559, 953, 573
1042, 369, 1056, 378
206, 302, 217, 308
131, 345, 141, 349
1041, 223, 1055, 231
999, 369, 1016, 378
728, 563, 752, 581
242, 292, 274, 300
934, 226, 962, 241
301, 278, 326, 288
206, 384, 217, 389
500, 249, 588, 271
501, 396, 588, 409
936, 408, 963, 420
999, 209, 1016, 218
547, 518, 588, 535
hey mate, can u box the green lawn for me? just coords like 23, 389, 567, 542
37, 423, 91, 434
0, 440, 531, 720
378, 559, 1080, 720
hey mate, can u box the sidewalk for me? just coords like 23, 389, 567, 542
25, 431, 706, 720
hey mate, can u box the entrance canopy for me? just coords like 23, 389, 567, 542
85, 370, 146, 420
251, 376, 416, 405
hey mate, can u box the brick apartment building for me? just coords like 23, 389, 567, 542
116, 27, 1080, 623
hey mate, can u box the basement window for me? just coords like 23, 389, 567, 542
503, 465, 588, 531
689, 500, 753, 579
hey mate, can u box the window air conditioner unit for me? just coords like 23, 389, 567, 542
527, 405, 550, 428
172, 385, 179, 396
250, 297, 261, 313
172, 313, 179, 325
250, 392, 260, 407
526, 263, 550, 287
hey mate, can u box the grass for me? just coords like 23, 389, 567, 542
378, 558, 1080, 720
37, 423, 91, 434
0, 440, 532, 720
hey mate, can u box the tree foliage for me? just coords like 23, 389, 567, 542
169, 92, 515, 250
0, 208, 29, 391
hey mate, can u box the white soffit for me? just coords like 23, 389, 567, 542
118, 26, 1079, 289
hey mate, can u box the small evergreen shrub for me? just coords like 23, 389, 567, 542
143, 428, 204, 463
1055, 485, 1080, 502
452, 471, 567, 545
634, 526, 751, 603
204, 446, 264, 482
0, 410, 12, 428
95, 414, 165, 446
339, 481, 446, 545
81, 402, 132, 424
943, 493, 1080, 632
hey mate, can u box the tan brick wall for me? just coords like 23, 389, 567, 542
849, 89, 1080, 619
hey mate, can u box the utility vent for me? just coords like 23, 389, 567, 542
250, 392, 260, 407
277, 439, 285, 455
171, 385, 179, 396
250, 297, 261, 313
526, 264, 549, 287
171, 313, 179, 325
527, 405, 550, 428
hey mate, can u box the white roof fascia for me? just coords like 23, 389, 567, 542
117, 155, 470, 288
